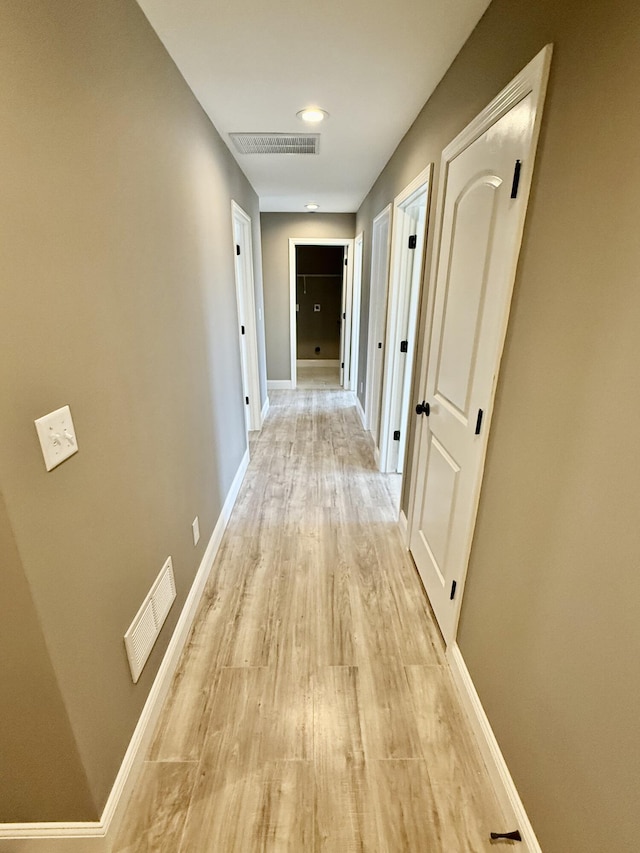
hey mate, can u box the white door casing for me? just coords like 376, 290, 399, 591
289, 238, 353, 390
408, 45, 553, 645
339, 249, 347, 386
231, 201, 262, 432
340, 244, 351, 389
378, 166, 432, 474
349, 233, 364, 392
365, 204, 392, 444
395, 200, 427, 474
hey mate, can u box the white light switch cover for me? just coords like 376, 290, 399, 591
34, 405, 78, 471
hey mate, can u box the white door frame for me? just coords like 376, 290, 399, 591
288, 237, 354, 390
231, 200, 262, 431
378, 165, 432, 473
365, 204, 393, 442
407, 44, 553, 645
349, 233, 364, 392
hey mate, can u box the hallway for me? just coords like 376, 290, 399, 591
114, 390, 504, 852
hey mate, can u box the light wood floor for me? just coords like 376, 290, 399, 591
296, 364, 341, 388
114, 389, 505, 852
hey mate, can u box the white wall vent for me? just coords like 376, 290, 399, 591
124, 557, 177, 683
229, 133, 320, 155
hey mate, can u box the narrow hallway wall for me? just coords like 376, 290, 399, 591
0, 0, 265, 819
355, 1, 640, 851
0, 493, 95, 820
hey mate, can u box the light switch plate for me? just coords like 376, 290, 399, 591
34, 405, 78, 471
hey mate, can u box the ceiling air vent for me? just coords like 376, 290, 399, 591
229, 133, 320, 155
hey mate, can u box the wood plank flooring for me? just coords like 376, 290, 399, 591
296, 364, 341, 388
114, 389, 505, 852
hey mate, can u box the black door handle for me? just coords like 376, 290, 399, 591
415, 401, 430, 416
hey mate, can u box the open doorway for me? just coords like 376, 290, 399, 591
295, 245, 343, 387
288, 237, 354, 389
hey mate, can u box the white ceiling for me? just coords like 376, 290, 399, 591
136, 0, 491, 212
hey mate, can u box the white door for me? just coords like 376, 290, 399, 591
378, 168, 431, 474
339, 246, 350, 388
349, 233, 364, 392
409, 47, 552, 644
365, 205, 392, 445
231, 202, 261, 432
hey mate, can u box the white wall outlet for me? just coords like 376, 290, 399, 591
314, 303, 321, 312
34, 405, 78, 471
192, 516, 200, 546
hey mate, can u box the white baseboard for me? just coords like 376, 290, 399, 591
0, 827, 107, 853
260, 395, 270, 425
267, 379, 293, 390
447, 643, 541, 853
398, 508, 409, 545
355, 395, 367, 429
0, 449, 251, 853
296, 358, 340, 367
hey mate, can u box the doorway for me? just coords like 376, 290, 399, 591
378, 166, 432, 475
365, 204, 392, 456
295, 245, 343, 388
288, 237, 354, 390
231, 201, 262, 432
407, 46, 552, 645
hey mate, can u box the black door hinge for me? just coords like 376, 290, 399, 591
378, 342, 382, 349
490, 831, 522, 842
450, 580, 457, 600
393, 430, 401, 441
408, 235, 417, 249
475, 409, 484, 435
241, 325, 245, 335
510, 160, 522, 199
400, 340, 408, 353
245, 396, 249, 405
236, 244, 241, 255
343, 312, 346, 319
341, 362, 344, 369
345, 258, 348, 266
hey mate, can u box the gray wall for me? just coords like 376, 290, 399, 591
261, 213, 355, 380
356, 0, 640, 851
0, 0, 265, 819
0, 492, 96, 820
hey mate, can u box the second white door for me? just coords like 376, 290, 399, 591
232, 201, 261, 432
378, 169, 431, 474
366, 205, 392, 446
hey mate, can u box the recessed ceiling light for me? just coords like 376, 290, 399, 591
297, 108, 328, 124
305, 202, 320, 211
